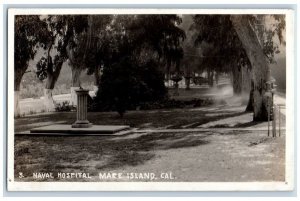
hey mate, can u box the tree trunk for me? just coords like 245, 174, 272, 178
185, 77, 191, 90
66, 40, 83, 106
232, 64, 242, 95
14, 67, 26, 117
231, 15, 270, 121
246, 80, 254, 112
173, 81, 179, 96
207, 69, 214, 87
242, 65, 251, 93
43, 89, 55, 112
70, 65, 82, 106
165, 59, 171, 87
215, 72, 219, 85
44, 70, 56, 112
93, 66, 101, 95
14, 91, 21, 117
43, 61, 63, 112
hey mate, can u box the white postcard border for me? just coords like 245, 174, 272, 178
7, 8, 295, 191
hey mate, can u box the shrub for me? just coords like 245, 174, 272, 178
55, 101, 75, 112
92, 57, 167, 117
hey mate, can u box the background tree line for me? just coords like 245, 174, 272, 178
14, 14, 285, 120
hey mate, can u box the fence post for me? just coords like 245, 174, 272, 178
272, 105, 276, 137
268, 97, 270, 137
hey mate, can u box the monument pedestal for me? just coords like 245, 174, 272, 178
72, 88, 92, 128
26, 88, 130, 136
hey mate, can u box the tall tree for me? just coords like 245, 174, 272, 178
230, 15, 285, 121
192, 15, 250, 91
180, 15, 202, 90
36, 15, 105, 106
84, 15, 185, 90
66, 15, 111, 105
14, 15, 48, 117
192, 14, 285, 121
93, 15, 186, 116
36, 16, 68, 111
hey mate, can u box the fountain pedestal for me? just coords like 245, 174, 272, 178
72, 88, 92, 128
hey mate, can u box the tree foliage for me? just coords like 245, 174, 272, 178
92, 15, 185, 116
95, 57, 167, 117
191, 14, 285, 120
191, 14, 285, 74
35, 15, 91, 81
191, 15, 250, 74
15, 15, 49, 90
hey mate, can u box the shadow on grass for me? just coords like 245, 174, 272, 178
15, 105, 248, 132
181, 111, 248, 129
14, 131, 211, 177
208, 118, 265, 129
234, 121, 265, 128
95, 132, 211, 170
14, 105, 248, 178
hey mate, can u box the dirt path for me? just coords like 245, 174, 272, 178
14, 129, 285, 182
88, 130, 285, 182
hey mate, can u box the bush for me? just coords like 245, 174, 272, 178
55, 101, 75, 112
92, 57, 167, 116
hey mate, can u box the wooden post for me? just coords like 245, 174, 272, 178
265, 91, 272, 137
267, 97, 270, 137
272, 105, 276, 137
278, 105, 281, 137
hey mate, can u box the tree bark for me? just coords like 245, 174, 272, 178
71, 65, 82, 88
14, 67, 27, 117
231, 15, 270, 121
242, 65, 251, 93
185, 77, 191, 90
246, 80, 254, 112
173, 81, 179, 96
93, 65, 101, 94
215, 72, 219, 85
44, 60, 63, 112
232, 64, 242, 95
14, 91, 21, 117
43, 89, 56, 112
207, 69, 214, 87
70, 64, 82, 106
66, 43, 84, 106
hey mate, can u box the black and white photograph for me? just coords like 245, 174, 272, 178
7, 9, 295, 191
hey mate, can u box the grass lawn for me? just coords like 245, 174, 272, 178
15, 104, 247, 132
14, 129, 285, 182
14, 103, 286, 182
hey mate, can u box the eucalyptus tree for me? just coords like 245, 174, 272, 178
35, 15, 111, 107
179, 15, 203, 90
35, 15, 91, 108
230, 15, 285, 120
192, 15, 250, 92
93, 14, 186, 116
124, 15, 186, 88
14, 15, 49, 116
54, 15, 90, 106
85, 14, 186, 89
192, 14, 285, 121
65, 15, 112, 104
35, 15, 80, 111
